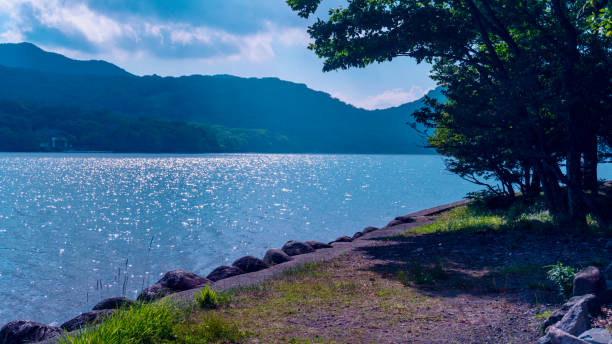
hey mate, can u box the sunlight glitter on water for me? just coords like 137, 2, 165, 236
6, 153, 605, 325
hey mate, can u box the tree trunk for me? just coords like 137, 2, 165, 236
582, 132, 598, 193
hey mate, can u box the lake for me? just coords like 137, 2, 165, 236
0, 153, 609, 326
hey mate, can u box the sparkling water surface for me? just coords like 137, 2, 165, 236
0, 153, 609, 325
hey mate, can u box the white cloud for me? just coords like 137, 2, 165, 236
333, 86, 430, 110
0, 0, 309, 64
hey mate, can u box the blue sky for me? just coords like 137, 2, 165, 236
0, 0, 436, 109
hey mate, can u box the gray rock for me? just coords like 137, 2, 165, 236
362, 226, 379, 234
92, 296, 135, 311
386, 219, 404, 227
574, 266, 607, 302
60, 310, 116, 332
352, 232, 364, 239
206, 265, 244, 282
281, 241, 314, 256
544, 294, 599, 330
538, 333, 553, 344
232, 255, 269, 273
304, 241, 332, 249
330, 236, 353, 244
137, 284, 173, 302
578, 328, 612, 344
158, 269, 210, 291
137, 269, 210, 301
263, 249, 292, 265
0, 320, 61, 344
555, 298, 592, 336
387, 215, 415, 227
547, 327, 589, 344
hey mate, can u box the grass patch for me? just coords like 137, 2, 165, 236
59, 301, 182, 344
534, 310, 552, 320
60, 296, 243, 344
410, 206, 504, 235
173, 312, 248, 344
405, 199, 555, 237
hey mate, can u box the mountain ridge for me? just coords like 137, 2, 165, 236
0, 42, 438, 154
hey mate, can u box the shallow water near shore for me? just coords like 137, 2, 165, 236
0, 153, 610, 326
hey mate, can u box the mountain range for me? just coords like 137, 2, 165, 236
0, 42, 440, 153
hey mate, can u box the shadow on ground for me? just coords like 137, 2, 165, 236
359, 221, 610, 305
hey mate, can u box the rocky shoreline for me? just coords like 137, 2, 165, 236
0, 199, 468, 344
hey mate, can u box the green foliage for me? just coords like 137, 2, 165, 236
59, 301, 181, 344
194, 285, 231, 309
59, 298, 244, 344
288, 0, 612, 225
196, 285, 219, 309
545, 262, 577, 299
0, 100, 290, 153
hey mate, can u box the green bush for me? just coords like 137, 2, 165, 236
195, 285, 220, 309
545, 262, 577, 299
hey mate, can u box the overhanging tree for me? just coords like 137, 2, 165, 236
288, 0, 611, 225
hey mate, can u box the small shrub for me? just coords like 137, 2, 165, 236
546, 262, 577, 299
195, 285, 230, 309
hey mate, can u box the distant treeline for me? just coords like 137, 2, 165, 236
0, 100, 291, 153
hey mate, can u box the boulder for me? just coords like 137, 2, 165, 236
232, 255, 269, 273
352, 232, 364, 239
92, 296, 135, 311
547, 327, 589, 344
60, 310, 116, 332
263, 249, 292, 265
0, 320, 61, 344
207, 265, 245, 282
386, 219, 404, 227
158, 269, 210, 291
578, 328, 612, 344
573, 266, 607, 302
138, 284, 173, 302
304, 241, 332, 249
555, 298, 592, 336
137, 270, 210, 301
281, 241, 314, 256
543, 294, 599, 331
330, 236, 353, 244
387, 215, 415, 227
362, 226, 379, 234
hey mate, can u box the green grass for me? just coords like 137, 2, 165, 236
59, 301, 181, 344
405, 200, 555, 236
194, 285, 231, 309
409, 206, 505, 235
59, 299, 246, 344
534, 310, 552, 320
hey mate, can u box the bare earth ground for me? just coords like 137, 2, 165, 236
175, 210, 610, 344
